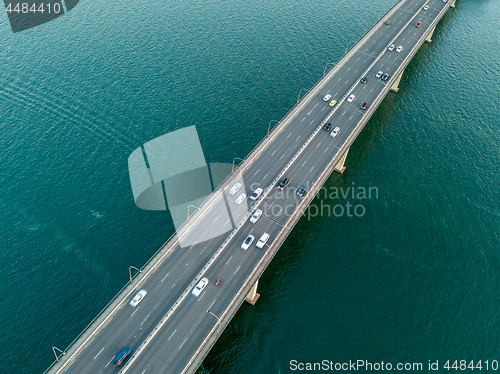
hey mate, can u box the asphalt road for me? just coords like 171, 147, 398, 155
55, 1, 453, 373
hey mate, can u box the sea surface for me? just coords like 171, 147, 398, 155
1, 0, 500, 373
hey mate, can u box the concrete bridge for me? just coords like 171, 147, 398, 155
44, 0, 456, 373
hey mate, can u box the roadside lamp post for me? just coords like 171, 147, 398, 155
207, 310, 221, 336
268, 120, 278, 135
323, 62, 335, 77
187, 204, 199, 220
52, 346, 65, 362
129, 266, 141, 283
232, 157, 244, 172
297, 88, 308, 104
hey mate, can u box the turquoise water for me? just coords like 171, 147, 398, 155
1, 0, 500, 373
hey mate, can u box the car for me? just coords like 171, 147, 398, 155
249, 209, 263, 223
388, 44, 395, 51
192, 277, 209, 296
385, 20, 390, 25
256, 233, 270, 249
423, 5, 429, 10
347, 94, 355, 102
277, 178, 290, 190
229, 183, 241, 195
323, 123, 332, 131
296, 186, 308, 197
241, 235, 255, 250
130, 289, 147, 307
376, 71, 383, 78
360, 102, 367, 110
382, 73, 389, 81
329, 99, 337, 107
323, 94, 331, 101
443, 0, 447, 2
113, 347, 131, 366
250, 188, 263, 200
396, 46, 403, 53
330, 126, 341, 138
416, 22, 421, 28
235, 193, 246, 204
360, 77, 367, 84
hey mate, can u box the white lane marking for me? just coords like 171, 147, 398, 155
94, 347, 105, 360
271, 150, 277, 156
364, 59, 367, 62
314, 103, 318, 108
370, 88, 374, 92
302, 160, 307, 166
131, 307, 140, 318
141, 370, 146, 374
209, 299, 216, 309
249, 228, 254, 234
141, 314, 150, 325
199, 292, 206, 300
225, 219, 231, 225
347, 67, 351, 71
308, 110, 312, 115
234, 265, 241, 274
316, 142, 321, 148
279, 154, 284, 160
213, 215, 219, 223
296, 136, 300, 141
171, 283, 176, 289
254, 169, 260, 175
356, 57, 360, 60
287, 133, 292, 138
342, 111, 346, 116
179, 338, 188, 350
349, 115, 354, 120
310, 166, 315, 172
355, 69, 358, 73
324, 147, 329, 153
310, 120, 315, 124
105, 358, 113, 367
226, 256, 233, 265
322, 107, 326, 111
161, 273, 170, 282
301, 117, 305, 122
345, 81, 348, 84
168, 330, 177, 340
263, 173, 268, 180
190, 240, 197, 249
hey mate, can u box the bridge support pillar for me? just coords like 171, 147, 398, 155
451, 0, 456, 8
425, 25, 436, 43
334, 148, 349, 174
245, 280, 260, 305
390, 69, 405, 93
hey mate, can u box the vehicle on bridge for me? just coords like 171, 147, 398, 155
256, 233, 270, 249
385, 20, 390, 25
347, 94, 355, 103
113, 347, 131, 366
250, 209, 263, 223
323, 94, 331, 101
296, 186, 308, 197
323, 123, 332, 131
396, 46, 403, 53
130, 290, 147, 307
330, 127, 341, 138
388, 44, 395, 51
423, 5, 429, 10
192, 278, 209, 297
241, 235, 255, 250
229, 183, 241, 195
376, 71, 383, 78
235, 193, 246, 204
360, 102, 368, 110
416, 22, 421, 27
277, 178, 290, 190
382, 73, 390, 81
360, 77, 367, 84
250, 188, 263, 200
329, 99, 337, 107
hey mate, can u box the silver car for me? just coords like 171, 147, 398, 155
192, 278, 209, 297
376, 71, 383, 78
323, 94, 332, 101
330, 126, 341, 138
249, 209, 263, 223
347, 94, 355, 102
241, 235, 255, 250
396, 46, 403, 53
388, 44, 395, 51
130, 289, 147, 307
250, 188, 263, 200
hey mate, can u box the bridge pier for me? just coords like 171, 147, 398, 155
425, 25, 436, 43
244, 280, 260, 305
451, 0, 456, 8
390, 68, 405, 93
334, 148, 349, 174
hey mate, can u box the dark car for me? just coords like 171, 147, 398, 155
360, 102, 367, 110
382, 73, 389, 81
296, 187, 308, 197
277, 178, 290, 190
416, 22, 421, 27
323, 123, 332, 131
114, 347, 131, 366
385, 21, 390, 25
360, 77, 367, 84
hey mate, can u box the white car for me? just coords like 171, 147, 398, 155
241, 235, 255, 250
249, 209, 263, 223
256, 233, 270, 249
192, 278, 209, 296
387, 44, 395, 51
376, 71, 383, 78
347, 94, 355, 102
250, 188, 263, 200
229, 183, 241, 195
130, 289, 147, 307
323, 94, 331, 101
330, 126, 341, 138
396, 46, 403, 53
423, 5, 429, 10
235, 193, 246, 204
